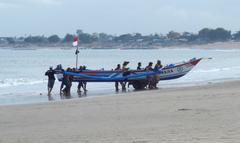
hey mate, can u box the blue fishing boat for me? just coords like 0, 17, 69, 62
55, 58, 202, 90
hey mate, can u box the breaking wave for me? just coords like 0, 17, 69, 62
0, 78, 45, 88
193, 66, 240, 73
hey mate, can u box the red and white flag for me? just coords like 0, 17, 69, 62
72, 36, 78, 47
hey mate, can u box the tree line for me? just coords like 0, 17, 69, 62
2, 28, 240, 47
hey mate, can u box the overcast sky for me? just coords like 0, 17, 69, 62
0, 0, 239, 37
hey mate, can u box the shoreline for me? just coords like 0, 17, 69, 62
1, 80, 240, 142
1, 41, 240, 50
1, 78, 239, 106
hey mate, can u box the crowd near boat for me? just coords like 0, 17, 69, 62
45, 58, 202, 97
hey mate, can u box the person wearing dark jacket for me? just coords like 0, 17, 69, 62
62, 68, 72, 96
137, 62, 142, 70
45, 67, 56, 96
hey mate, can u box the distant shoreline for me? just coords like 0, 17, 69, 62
1, 41, 240, 50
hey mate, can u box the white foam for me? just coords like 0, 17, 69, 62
0, 78, 45, 88
193, 67, 233, 73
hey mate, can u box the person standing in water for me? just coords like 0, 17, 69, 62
45, 67, 56, 96
153, 60, 163, 88
114, 64, 121, 91
82, 65, 87, 92
77, 66, 83, 93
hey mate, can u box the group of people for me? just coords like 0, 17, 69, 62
114, 61, 130, 91
45, 60, 163, 96
114, 60, 163, 91
144, 60, 163, 89
45, 65, 88, 96
60, 66, 88, 96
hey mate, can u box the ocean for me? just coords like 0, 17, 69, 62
0, 47, 240, 105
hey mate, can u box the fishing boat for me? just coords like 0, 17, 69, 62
55, 58, 202, 90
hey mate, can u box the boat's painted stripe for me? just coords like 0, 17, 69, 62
64, 70, 162, 81
57, 58, 201, 82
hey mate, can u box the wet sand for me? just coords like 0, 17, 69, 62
0, 80, 240, 143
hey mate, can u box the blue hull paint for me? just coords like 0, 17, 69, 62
56, 58, 201, 83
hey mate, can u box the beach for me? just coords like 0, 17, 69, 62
1, 47, 240, 105
1, 80, 240, 143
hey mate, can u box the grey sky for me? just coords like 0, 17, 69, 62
0, 0, 239, 37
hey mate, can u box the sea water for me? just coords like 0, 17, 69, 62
0, 48, 240, 105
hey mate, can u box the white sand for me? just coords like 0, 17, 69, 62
0, 80, 240, 143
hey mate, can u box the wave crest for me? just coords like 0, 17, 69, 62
0, 78, 45, 88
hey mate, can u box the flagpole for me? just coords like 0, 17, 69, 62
73, 36, 79, 69
76, 46, 79, 69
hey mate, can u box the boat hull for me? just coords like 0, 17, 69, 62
56, 58, 201, 82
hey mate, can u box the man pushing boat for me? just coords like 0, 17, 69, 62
45, 67, 56, 96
